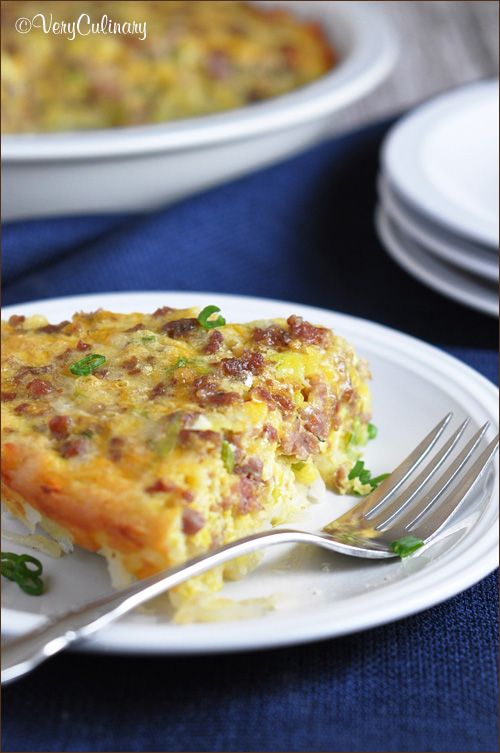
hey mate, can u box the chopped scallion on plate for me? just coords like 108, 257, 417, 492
1, 551, 44, 595
390, 535, 424, 558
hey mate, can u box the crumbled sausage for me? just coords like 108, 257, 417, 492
261, 424, 278, 443
182, 509, 206, 535
152, 306, 175, 318
252, 325, 291, 348
162, 318, 199, 339
37, 321, 70, 334
205, 330, 224, 354
27, 379, 53, 397
220, 351, 264, 378
108, 437, 125, 462
1, 392, 17, 402
59, 438, 88, 458
145, 479, 177, 493
8, 315, 25, 327
150, 382, 166, 399
48, 415, 71, 439
193, 376, 240, 406
287, 315, 329, 346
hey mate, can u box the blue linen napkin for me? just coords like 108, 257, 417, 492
2, 118, 498, 753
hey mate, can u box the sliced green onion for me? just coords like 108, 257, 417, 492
390, 535, 424, 558
1, 551, 44, 595
367, 423, 378, 440
0, 552, 18, 581
292, 461, 306, 471
16, 554, 43, 577
80, 430, 94, 438
142, 335, 156, 342
70, 353, 106, 376
154, 414, 182, 457
358, 469, 372, 485
221, 440, 236, 473
369, 472, 391, 488
167, 357, 188, 373
348, 460, 364, 480
18, 575, 44, 596
348, 460, 390, 494
197, 305, 226, 330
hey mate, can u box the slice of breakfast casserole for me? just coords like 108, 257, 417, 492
1, 306, 371, 606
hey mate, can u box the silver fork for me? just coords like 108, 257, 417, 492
2, 413, 498, 684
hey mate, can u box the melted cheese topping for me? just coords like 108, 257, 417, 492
1, 306, 371, 606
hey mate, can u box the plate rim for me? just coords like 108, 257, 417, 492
378, 173, 499, 282
1, 291, 498, 654
375, 206, 499, 318
381, 79, 499, 248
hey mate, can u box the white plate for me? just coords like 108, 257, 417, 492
382, 80, 499, 248
1, 292, 498, 654
376, 206, 499, 318
378, 173, 499, 282
1, 1, 397, 219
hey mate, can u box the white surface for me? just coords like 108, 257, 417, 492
378, 174, 499, 282
1, 1, 396, 220
1, 291, 498, 655
382, 80, 499, 248
375, 206, 499, 318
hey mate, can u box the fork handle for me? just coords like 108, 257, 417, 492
2, 528, 318, 685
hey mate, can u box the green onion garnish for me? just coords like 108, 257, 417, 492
390, 535, 424, 558
348, 460, 364, 480
69, 353, 106, 376
292, 461, 306, 471
1, 552, 44, 595
142, 335, 156, 342
154, 415, 182, 457
348, 460, 390, 494
167, 357, 188, 372
369, 473, 391, 487
197, 305, 226, 330
367, 423, 378, 440
221, 440, 236, 473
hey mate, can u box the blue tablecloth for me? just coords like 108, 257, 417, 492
2, 118, 498, 753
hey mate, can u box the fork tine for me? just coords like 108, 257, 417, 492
409, 433, 499, 543
360, 413, 453, 519
370, 418, 470, 530
390, 422, 490, 534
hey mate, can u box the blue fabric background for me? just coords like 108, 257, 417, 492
2, 118, 498, 753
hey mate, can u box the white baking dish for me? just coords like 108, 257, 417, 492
1, 1, 397, 220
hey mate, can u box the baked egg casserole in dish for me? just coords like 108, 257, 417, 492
1, 0, 334, 134
1, 305, 372, 612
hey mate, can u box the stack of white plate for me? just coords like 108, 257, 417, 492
376, 80, 499, 318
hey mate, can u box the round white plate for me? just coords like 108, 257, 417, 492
378, 173, 499, 282
1, 292, 498, 654
382, 80, 499, 248
376, 206, 499, 318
